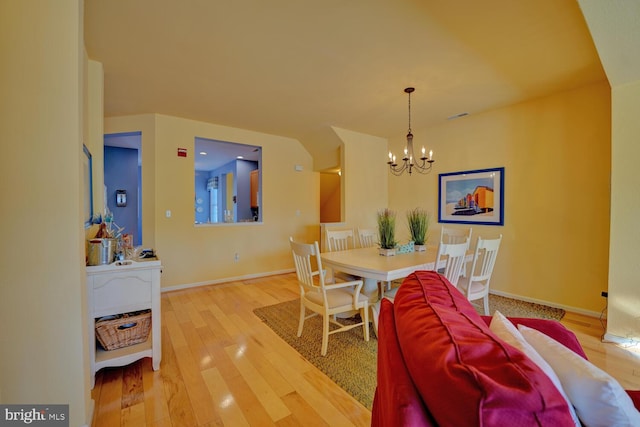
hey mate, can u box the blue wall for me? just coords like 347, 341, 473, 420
207, 159, 258, 222
194, 159, 259, 223
104, 146, 140, 244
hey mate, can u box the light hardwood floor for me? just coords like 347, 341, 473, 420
91, 273, 640, 426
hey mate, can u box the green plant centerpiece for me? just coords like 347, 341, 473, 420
377, 208, 398, 256
407, 207, 430, 251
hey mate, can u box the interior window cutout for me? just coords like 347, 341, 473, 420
194, 137, 262, 224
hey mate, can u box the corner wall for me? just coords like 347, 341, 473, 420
0, 1, 89, 425
332, 127, 389, 230
607, 80, 640, 342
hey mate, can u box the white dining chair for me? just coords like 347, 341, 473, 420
440, 226, 473, 246
325, 228, 359, 282
358, 226, 390, 295
439, 226, 472, 277
357, 228, 377, 248
435, 239, 469, 287
326, 228, 356, 252
289, 237, 369, 356
457, 235, 502, 315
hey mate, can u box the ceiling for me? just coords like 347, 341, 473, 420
84, 0, 606, 171
194, 138, 261, 171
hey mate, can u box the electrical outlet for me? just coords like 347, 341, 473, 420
234, 253, 239, 262
601, 291, 608, 298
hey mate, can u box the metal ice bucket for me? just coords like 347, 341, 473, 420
87, 238, 118, 265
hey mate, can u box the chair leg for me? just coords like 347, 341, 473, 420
483, 295, 490, 315
362, 304, 370, 342
321, 314, 329, 356
297, 301, 305, 337
371, 302, 380, 338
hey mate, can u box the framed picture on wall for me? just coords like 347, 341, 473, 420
438, 167, 504, 226
83, 144, 93, 226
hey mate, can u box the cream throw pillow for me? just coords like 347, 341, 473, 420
519, 324, 640, 427
490, 311, 580, 426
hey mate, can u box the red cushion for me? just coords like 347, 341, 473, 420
372, 298, 435, 427
627, 390, 640, 411
394, 271, 575, 427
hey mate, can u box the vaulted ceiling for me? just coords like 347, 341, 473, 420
84, 0, 606, 171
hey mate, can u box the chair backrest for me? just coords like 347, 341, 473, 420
326, 229, 355, 252
289, 237, 325, 291
358, 228, 377, 248
440, 226, 473, 248
468, 235, 502, 285
436, 240, 469, 287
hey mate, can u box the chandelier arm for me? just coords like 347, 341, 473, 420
388, 162, 408, 176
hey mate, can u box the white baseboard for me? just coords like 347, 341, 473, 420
602, 332, 638, 345
161, 268, 296, 293
489, 289, 603, 319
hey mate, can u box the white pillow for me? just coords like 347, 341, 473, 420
490, 311, 580, 426
519, 324, 640, 427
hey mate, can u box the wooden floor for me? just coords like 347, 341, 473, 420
91, 273, 640, 426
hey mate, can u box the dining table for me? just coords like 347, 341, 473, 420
320, 244, 469, 301
320, 244, 472, 333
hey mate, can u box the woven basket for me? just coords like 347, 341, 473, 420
95, 310, 151, 351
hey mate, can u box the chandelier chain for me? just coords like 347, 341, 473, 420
407, 90, 411, 134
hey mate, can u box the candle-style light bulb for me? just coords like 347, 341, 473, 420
421, 146, 426, 157
388, 151, 393, 161
429, 150, 433, 160
404, 147, 408, 156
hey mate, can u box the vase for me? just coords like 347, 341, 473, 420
379, 248, 396, 257
414, 244, 427, 252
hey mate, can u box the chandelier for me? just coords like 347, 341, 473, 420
387, 87, 434, 175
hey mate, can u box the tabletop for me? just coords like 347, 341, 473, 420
320, 245, 445, 282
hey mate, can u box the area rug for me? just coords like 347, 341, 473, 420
472, 293, 565, 321
253, 294, 565, 410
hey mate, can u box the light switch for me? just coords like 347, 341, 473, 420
166, 210, 171, 218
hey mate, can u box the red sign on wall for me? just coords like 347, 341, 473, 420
177, 148, 187, 157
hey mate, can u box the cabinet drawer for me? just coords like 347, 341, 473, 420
91, 270, 153, 314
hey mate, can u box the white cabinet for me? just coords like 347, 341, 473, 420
86, 259, 162, 388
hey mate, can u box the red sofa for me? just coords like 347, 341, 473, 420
372, 271, 640, 427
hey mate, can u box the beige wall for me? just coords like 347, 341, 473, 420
607, 80, 640, 342
87, 60, 105, 217
389, 81, 611, 314
105, 114, 319, 288
0, 1, 89, 425
333, 127, 389, 230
